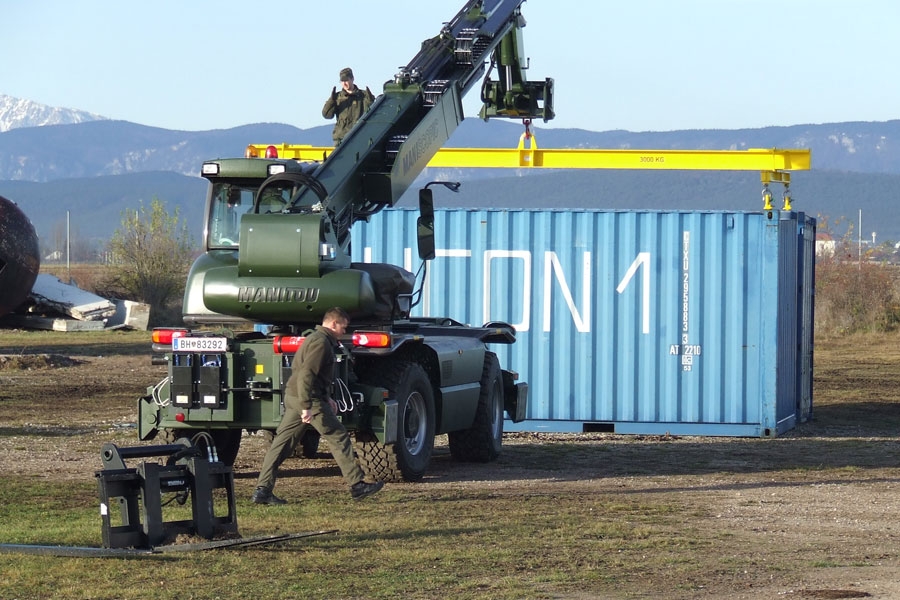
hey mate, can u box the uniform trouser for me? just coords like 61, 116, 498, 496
256, 402, 365, 492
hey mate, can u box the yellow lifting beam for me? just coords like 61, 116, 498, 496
246, 141, 810, 171
246, 137, 811, 210
428, 142, 810, 173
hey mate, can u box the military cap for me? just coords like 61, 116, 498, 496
340, 68, 354, 81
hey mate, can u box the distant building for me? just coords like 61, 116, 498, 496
815, 233, 835, 258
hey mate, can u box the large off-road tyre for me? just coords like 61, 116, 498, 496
448, 351, 503, 462
354, 361, 435, 482
161, 428, 242, 466
261, 428, 321, 459
353, 430, 397, 481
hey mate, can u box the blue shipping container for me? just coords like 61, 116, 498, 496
351, 208, 815, 437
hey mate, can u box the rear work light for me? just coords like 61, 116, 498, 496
352, 331, 391, 348
273, 335, 305, 354
152, 328, 189, 345
201, 162, 219, 175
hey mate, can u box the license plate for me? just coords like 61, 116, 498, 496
172, 336, 227, 352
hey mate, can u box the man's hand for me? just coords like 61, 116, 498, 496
331, 86, 338, 102
301, 409, 312, 424
329, 399, 338, 414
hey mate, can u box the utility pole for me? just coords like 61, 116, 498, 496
66, 210, 71, 282
858, 209, 862, 270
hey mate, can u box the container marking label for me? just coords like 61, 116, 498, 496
669, 230, 702, 371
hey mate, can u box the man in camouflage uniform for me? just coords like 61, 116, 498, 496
252, 307, 384, 504
322, 67, 375, 146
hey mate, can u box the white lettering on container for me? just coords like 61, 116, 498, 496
543, 251, 591, 333
616, 252, 651, 334
362, 247, 661, 336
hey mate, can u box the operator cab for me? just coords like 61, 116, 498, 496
203, 158, 320, 251
208, 183, 255, 248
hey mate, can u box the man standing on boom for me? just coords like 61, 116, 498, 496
322, 67, 375, 146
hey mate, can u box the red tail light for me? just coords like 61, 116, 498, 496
352, 331, 391, 348
273, 335, 305, 354
265, 145, 278, 158
152, 328, 188, 345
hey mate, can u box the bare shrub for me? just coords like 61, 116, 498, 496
99, 198, 195, 327
815, 218, 900, 334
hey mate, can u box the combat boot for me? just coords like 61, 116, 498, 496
252, 487, 287, 505
350, 480, 384, 500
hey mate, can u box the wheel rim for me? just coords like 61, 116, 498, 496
403, 391, 428, 455
489, 380, 503, 439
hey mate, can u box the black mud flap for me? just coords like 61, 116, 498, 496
137, 394, 159, 441
502, 371, 528, 423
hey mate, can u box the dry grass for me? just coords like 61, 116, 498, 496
2, 330, 900, 598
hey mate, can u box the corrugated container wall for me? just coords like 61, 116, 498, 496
351, 209, 815, 437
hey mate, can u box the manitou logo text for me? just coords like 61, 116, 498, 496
237, 287, 320, 303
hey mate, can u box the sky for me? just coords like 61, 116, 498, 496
2, 0, 899, 134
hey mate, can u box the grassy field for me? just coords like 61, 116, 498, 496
1, 329, 900, 599
0, 479, 684, 599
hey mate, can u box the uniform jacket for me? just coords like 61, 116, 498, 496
284, 325, 339, 412
322, 86, 375, 144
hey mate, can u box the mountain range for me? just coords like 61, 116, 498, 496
0, 95, 898, 255
0, 94, 106, 133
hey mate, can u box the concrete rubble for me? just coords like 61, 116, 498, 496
0, 274, 149, 331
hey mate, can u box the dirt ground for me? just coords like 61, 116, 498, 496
2, 331, 900, 599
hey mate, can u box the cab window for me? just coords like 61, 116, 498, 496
208, 184, 255, 248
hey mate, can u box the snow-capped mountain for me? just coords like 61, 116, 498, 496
0, 94, 107, 132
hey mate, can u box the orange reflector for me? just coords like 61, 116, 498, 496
273, 335, 305, 354
244, 144, 259, 158
152, 328, 188, 344
265, 145, 278, 159
352, 331, 391, 348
